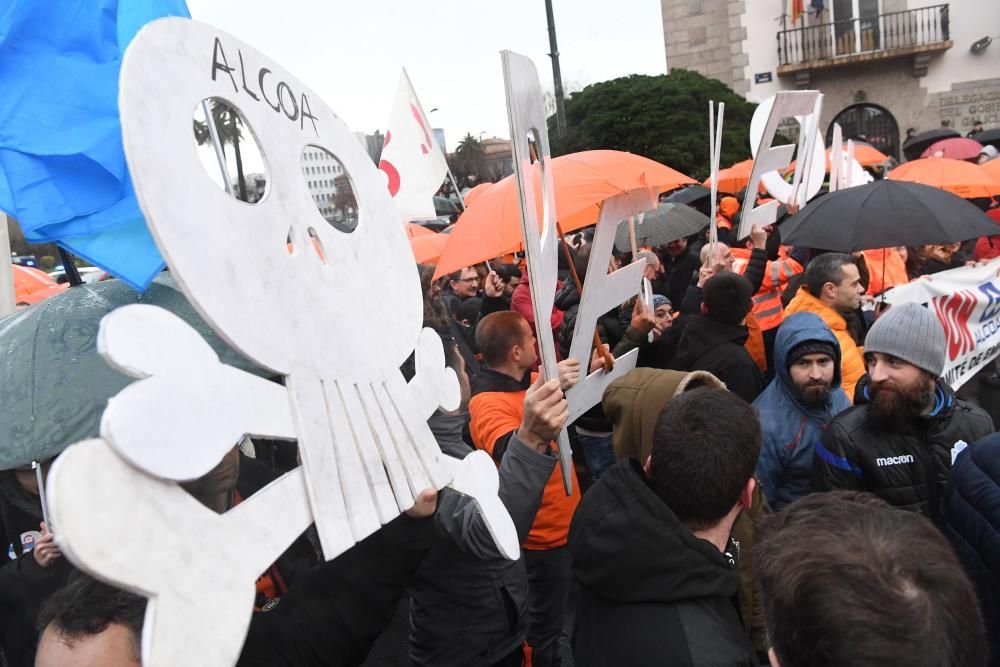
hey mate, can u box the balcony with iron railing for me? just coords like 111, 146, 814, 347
777, 4, 952, 77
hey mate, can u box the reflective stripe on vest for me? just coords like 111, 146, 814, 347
752, 261, 787, 330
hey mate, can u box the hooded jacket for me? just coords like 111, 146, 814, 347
752, 313, 852, 510
940, 435, 1000, 667
812, 382, 993, 517
569, 459, 757, 667
601, 368, 770, 653
784, 286, 866, 398
670, 314, 764, 403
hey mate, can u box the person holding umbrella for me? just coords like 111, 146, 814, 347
0, 460, 72, 667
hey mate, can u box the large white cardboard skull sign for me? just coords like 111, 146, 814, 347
46, 17, 517, 667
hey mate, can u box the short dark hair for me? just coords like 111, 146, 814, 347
496, 263, 522, 284
755, 491, 988, 667
702, 272, 753, 325
804, 252, 854, 298
476, 311, 529, 367
454, 297, 482, 324
650, 388, 760, 531
38, 574, 145, 661
449, 267, 473, 282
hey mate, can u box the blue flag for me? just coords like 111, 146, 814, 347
0, 0, 190, 290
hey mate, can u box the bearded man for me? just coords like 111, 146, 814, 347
753, 313, 851, 510
812, 303, 993, 518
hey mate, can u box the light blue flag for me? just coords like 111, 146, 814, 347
0, 0, 190, 290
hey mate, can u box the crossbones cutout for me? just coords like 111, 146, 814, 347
47, 17, 517, 667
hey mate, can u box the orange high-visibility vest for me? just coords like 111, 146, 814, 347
732, 248, 803, 331
862, 248, 908, 296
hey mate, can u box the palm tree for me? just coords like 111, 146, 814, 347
454, 133, 487, 184
193, 100, 248, 201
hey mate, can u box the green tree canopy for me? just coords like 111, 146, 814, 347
548, 70, 760, 181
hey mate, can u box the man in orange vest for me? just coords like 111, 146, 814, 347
732, 226, 804, 374
470, 311, 590, 666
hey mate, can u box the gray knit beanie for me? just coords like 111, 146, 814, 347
864, 302, 946, 377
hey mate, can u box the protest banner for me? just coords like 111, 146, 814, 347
885, 258, 1000, 389
47, 17, 517, 666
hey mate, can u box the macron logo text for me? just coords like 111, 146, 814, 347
876, 454, 915, 467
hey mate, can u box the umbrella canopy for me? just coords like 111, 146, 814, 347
613, 204, 709, 252
410, 233, 448, 265
406, 223, 435, 239
887, 157, 1000, 199
779, 180, 1000, 253
974, 128, 1000, 149
433, 150, 694, 278
982, 157, 1000, 182
703, 158, 763, 194
0, 273, 266, 471
13, 266, 67, 306
902, 128, 960, 160
463, 182, 493, 207
786, 143, 889, 172
921, 137, 984, 161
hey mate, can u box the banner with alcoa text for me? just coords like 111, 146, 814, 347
885, 258, 1000, 390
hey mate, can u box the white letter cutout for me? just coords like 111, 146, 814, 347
740, 91, 823, 240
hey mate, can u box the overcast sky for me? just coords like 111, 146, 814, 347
185, 0, 667, 150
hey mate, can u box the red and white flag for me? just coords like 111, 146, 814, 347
378, 70, 448, 221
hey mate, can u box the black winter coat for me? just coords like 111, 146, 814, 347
659, 247, 701, 307
670, 315, 764, 403
569, 460, 757, 667
812, 382, 994, 517
941, 433, 1000, 667
0, 472, 73, 667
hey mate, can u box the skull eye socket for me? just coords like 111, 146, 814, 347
300, 145, 358, 234
192, 98, 267, 204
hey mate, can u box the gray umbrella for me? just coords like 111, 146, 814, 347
614, 204, 710, 252
0, 273, 267, 471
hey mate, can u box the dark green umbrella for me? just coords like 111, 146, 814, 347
0, 273, 266, 471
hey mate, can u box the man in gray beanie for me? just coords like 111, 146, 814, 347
812, 303, 993, 518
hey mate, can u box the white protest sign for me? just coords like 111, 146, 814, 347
829, 123, 843, 193
500, 50, 574, 495
378, 69, 449, 221
708, 101, 724, 253
47, 18, 518, 667
565, 190, 655, 424
740, 91, 823, 240
885, 258, 1000, 389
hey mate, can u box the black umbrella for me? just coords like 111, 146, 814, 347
613, 204, 709, 252
662, 184, 711, 206
902, 128, 960, 160
973, 128, 1000, 149
779, 180, 1000, 253
0, 273, 267, 470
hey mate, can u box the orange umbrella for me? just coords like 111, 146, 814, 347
982, 158, 1000, 182
786, 143, 889, 173
406, 223, 435, 239
13, 266, 67, 306
434, 150, 694, 278
410, 233, 448, 265
703, 158, 756, 194
887, 157, 1000, 199
463, 182, 493, 207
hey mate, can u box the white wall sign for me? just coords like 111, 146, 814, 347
47, 18, 517, 666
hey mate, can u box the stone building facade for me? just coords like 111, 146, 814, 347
661, 0, 1000, 159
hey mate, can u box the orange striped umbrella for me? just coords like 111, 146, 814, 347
434, 150, 694, 278
982, 157, 1000, 182
887, 157, 1000, 199
406, 223, 435, 239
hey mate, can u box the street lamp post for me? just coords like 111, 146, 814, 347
544, 0, 567, 137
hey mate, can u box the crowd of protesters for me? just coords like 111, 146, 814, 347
3, 185, 1000, 667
